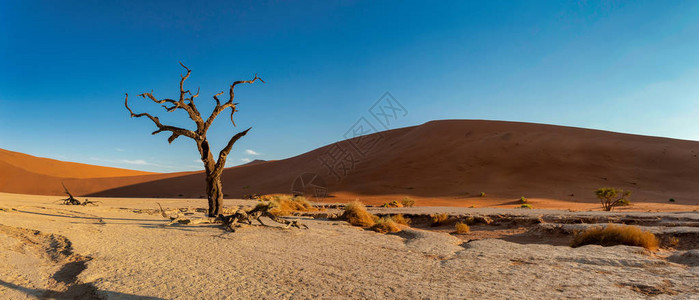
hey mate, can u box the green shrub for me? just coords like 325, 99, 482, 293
479, 192, 486, 197
519, 196, 527, 204
669, 198, 676, 202
520, 204, 533, 209
594, 188, 631, 211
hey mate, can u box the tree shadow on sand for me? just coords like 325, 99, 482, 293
0, 279, 164, 300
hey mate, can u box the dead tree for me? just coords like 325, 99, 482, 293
125, 63, 263, 217
61, 183, 96, 206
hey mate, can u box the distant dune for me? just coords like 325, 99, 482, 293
2, 120, 699, 206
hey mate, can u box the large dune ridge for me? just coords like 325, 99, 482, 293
2, 120, 699, 208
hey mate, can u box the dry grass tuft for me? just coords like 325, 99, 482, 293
391, 214, 411, 225
454, 222, 470, 234
342, 201, 376, 227
401, 198, 416, 207
571, 224, 658, 251
430, 213, 451, 226
263, 195, 317, 216
372, 217, 401, 233
382, 200, 403, 208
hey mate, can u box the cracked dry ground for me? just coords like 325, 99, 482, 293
0, 196, 697, 299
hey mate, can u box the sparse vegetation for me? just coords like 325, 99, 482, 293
519, 196, 527, 204
462, 216, 476, 225
382, 200, 403, 208
401, 198, 416, 207
666, 236, 680, 248
454, 222, 470, 234
616, 198, 630, 206
371, 217, 401, 233
520, 204, 533, 209
594, 188, 631, 211
571, 224, 658, 251
669, 198, 676, 202
391, 214, 411, 225
430, 213, 450, 226
264, 195, 316, 216
480, 192, 486, 197
342, 201, 377, 227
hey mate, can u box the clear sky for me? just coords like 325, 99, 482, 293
1, 1, 698, 172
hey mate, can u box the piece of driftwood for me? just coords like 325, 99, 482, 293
61, 183, 97, 206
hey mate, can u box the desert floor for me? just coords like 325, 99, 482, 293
0, 193, 697, 299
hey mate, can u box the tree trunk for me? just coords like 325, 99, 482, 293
206, 173, 223, 217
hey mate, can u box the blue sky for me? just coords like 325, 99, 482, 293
1, 1, 698, 172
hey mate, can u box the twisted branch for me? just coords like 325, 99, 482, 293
204, 74, 264, 131
125, 93, 199, 143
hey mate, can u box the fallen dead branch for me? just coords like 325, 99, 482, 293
156, 202, 308, 231
61, 183, 97, 206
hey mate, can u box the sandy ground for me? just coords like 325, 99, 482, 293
0, 193, 697, 299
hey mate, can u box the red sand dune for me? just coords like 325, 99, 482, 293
2, 120, 699, 207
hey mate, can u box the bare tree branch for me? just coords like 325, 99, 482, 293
203, 75, 263, 131
215, 127, 252, 172
125, 93, 199, 143
228, 74, 264, 104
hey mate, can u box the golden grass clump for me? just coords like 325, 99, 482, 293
401, 198, 416, 207
391, 214, 411, 225
371, 217, 401, 233
381, 200, 403, 208
571, 224, 659, 251
342, 201, 376, 227
263, 195, 317, 216
430, 213, 450, 226
454, 222, 470, 234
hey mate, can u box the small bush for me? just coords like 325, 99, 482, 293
391, 214, 411, 225
401, 198, 415, 207
520, 204, 533, 209
666, 236, 680, 248
480, 192, 486, 197
265, 195, 316, 216
382, 200, 403, 208
342, 201, 376, 227
372, 217, 401, 233
462, 216, 476, 225
430, 213, 450, 226
594, 188, 631, 211
571, 224, 658, 251
669, 198, 676, 202
454, 222, 470, 234
519, 196, 527, 204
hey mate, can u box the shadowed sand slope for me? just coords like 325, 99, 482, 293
3, 120, 699, 205
0, 148, 185, 196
